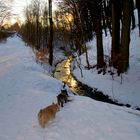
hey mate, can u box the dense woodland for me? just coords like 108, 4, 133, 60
1, 0, 140, 75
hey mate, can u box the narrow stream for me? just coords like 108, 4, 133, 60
54, 56, 90, 96
54, 57, 140, 110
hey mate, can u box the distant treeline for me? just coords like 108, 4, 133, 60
0, 30, 15, 42
20, 0, 140, 74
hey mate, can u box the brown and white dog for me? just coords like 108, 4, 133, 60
38, 103, 59, 128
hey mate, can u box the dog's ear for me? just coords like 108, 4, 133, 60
39, 109, 43, 113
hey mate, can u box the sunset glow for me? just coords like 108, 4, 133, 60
0, 0, 59, 26
10, 18, 17, 25
11, 0, 58, 24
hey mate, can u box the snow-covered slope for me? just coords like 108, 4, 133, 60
73, 14, 140, 109
0, 35, 140, 140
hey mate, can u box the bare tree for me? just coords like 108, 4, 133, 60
111, 0, 121, 68
22, 0, 45, 49
48, 0, 54, 65
118, 0, 133, 74
0, 0, 13, 28
42, 4, 49, 48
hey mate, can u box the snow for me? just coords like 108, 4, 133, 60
45, 97, 140, 140
0, 35, 62, 140
0, 20, 140, 140
73, 11, 140, 109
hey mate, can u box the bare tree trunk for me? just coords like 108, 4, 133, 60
74, 3, 90, 68
137, 9, 140, 36
95, 6, 104, 69
111, 0, 121, 68
118, 0, 133, 74
136, 0, 140, 35
36, 16, 40, 49
48, 0, 53, 66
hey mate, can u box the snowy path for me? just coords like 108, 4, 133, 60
0, 35, 61, 140
0, 35, 140, 140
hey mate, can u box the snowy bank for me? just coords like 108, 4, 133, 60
0, 35, 140, 140
73, 23, 140, 109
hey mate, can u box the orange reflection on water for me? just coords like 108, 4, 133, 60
54, 56, 78, 89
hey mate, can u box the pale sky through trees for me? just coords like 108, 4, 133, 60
10, 0, 29, 23
11, 0, 57, 23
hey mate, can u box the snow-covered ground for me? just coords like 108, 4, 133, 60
0, 36, 140, 140
0, 35, 62, 140
0, 31, 140, 139
73, 16, 140, 110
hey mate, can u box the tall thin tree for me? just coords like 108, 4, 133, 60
48, 0, 54, 65
111, 0, 121, 68
118, 0, 133, 74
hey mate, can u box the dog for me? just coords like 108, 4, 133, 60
57, 93, 68, 107
38, 103, 59, 128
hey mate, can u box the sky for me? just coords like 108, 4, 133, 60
11, 0, 58, 24
11, 0, 30, 23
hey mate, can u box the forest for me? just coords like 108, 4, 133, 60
0, 0, 140, 75
16, 0, 140, 75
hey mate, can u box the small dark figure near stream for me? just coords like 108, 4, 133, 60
57, 82, 68, 107
57, 93, 68, 107
61, 82, 69, 96
57, 82, 72, 107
